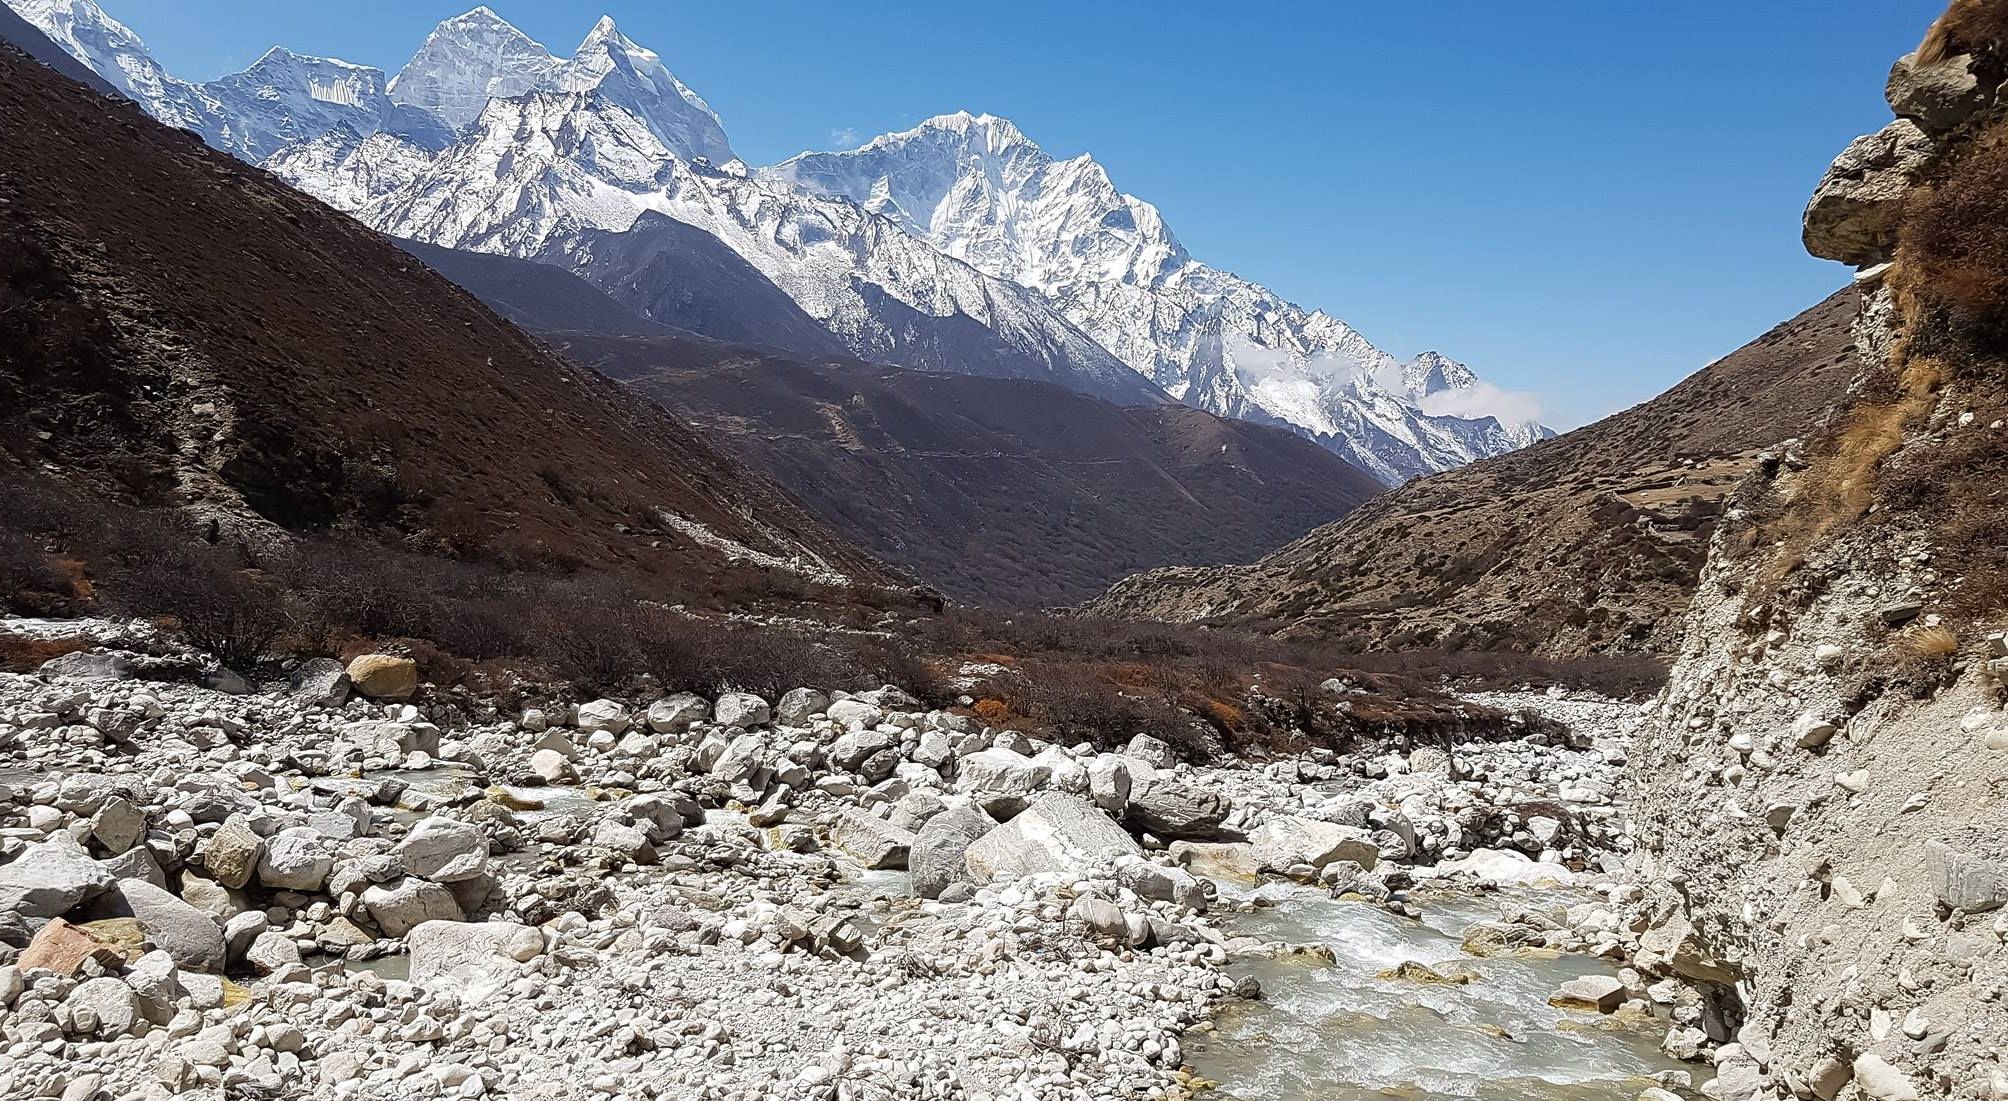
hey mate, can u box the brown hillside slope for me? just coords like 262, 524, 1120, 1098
1087, 289, 1860, 656
0, 45, 896, 606
552, 331, 1387, 607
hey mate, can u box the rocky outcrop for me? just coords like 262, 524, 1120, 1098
1630, 8, 2008, 1099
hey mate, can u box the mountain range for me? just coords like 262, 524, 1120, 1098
11, 0, 1550, 482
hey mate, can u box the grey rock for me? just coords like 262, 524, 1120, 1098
285, 658, 351, 708
775, 688, 830, 726
362, 877, 463, 936
1887, 49, 1994, 131
397, 816, 490, 883
0, 837, 115, 918
646, 694, 710, 734
831, 729, 897, 771
1552, 974, 1625, 1012
910, 806, 994, 900
1124, 777, 1230, 839
38, 651, 135, 681
61, 976, 139, 1038
256, 828, 334, 891
575, 698, 631, 736
79, 879, 227, 972
1803, 119, 1933, 265
88, 797, 146, 855
714, 692, 771, 729
829, 809, 915, 870
1926, 838, 2007, 912
408, 919, 543, 1004
1247, 816, 1381, 874
965, 793, 1141, 883
1125, 733, 1177, 769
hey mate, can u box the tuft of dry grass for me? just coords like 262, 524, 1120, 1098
1918, 0, 2008, 65
1904, 623, 1961, 659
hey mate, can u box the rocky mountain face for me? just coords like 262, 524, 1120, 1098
1627, 7, 2008, 1100
10, 0, 1547, 479
0, 40, 896, 604
1086, 290, 1859, 659
397, 239, 1386, 606
771, 113, 1551, 481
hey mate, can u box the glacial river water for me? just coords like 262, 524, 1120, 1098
1191, 884, 1686, 1101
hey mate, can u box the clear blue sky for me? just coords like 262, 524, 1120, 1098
104, 0, 1941, 428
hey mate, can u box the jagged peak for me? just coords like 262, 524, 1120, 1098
237, 45, 382, 77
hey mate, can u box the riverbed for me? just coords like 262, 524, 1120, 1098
1192, 884, 1686, 1101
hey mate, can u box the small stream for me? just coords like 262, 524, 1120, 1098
1192, 884, 1686, 1101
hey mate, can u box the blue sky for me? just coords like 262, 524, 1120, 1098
102, 0, 1940, 428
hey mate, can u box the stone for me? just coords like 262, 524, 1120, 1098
257, 829, 334, 891
18, 918, 124, 975
346, 654, 419, 699
910, 806, 994, 900
715, 692, 771, 729
1124, 777, 1230, 839
1086, 754, 1131, 813
1439, 848, 1575, 888
1792, 712, 1839, 749
1887, 49, 1992, 131
826, 699, 885, 729
1853, 1054, 1920, 1101
363, 877, 463, 936
398, 816, 490, 882
1247, 816, 1380, 874
965, 794, 1142, 883
244, 930, 302, 974
1116, 859, 1206, 911
1803, 119, 1933, 266
200, 817, 263, 890
831, 729, 897, 771
1125, 733, 1177, 769
775, 688, 830, 726
1407, 746, 1452, 776
529, 748, 575, 783
710, 733, 767, 783
1926, 838, 2008, 912
62, 976, 139, 1038
286, 658, 351, 708
646, 694, 710, 733
1169, 840, 1260, 879
1071, 896, 1127, 939
81, 879, 227, 972
956, 748, 1052, 813
829, 809, 915, 870
340, 719, 440, 758
1550, 974, 1625, 1012
575, 699, 631, 736
408, 919, 544, 1005
39, 651, 135, 680
88, 796, 147, 855
0, 837, 115, 918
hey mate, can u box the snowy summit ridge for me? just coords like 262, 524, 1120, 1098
8, 0, 1551, 481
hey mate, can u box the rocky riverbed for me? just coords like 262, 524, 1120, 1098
0, 619, 1737, 1100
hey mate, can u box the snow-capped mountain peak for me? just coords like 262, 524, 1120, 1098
387, 6, 560, 132
551, 13, 739, 170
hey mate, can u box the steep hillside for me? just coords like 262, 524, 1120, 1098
1089, 289, 1859, 657
554, 331, 1386, 607
394, 237, 689, 340
0, 43, 894, 603
1627, 6, 2008, 1099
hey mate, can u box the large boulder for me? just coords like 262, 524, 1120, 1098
61, 976, 139, 1038
955, 748, 1052, 814
76, 879, 226, 972
1803, 119, 1934, 265
646, 694, 710, 734
201, 818, 263, 890
910, 806, 994, 900
1886, 49, 1995, 132
1124, 777, 1230, 840
39, 651, 135, 680
964, 794, 1141, 883
0, 837, 115, 918
286, 658, 351, 708
1438, 848, 1574, 888
256, 829, 334, 891
362, 878, 463, 936
575, 699, 631, 736
397, 817, 490, 883
1124, 733, 1177, 770
346, 654, 419, 700
830, 729, 897, 772
715, 693, 771, 729
1247, 816, 1381, 874
775, 688, 830, 726
408, 920, 543, 1005
829, 809, 915, 870
826, 699, 884, 729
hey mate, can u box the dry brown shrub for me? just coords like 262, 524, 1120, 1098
1904, 623, 1961, 659
1918, 0, 2008, 65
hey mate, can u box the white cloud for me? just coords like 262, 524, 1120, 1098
1417, 380, 1544, 426
830, 126, 859, 147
